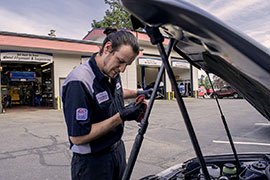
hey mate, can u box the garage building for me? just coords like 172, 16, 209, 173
0, 30, 198, 111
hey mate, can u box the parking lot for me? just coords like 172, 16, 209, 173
0, 98, 269, 179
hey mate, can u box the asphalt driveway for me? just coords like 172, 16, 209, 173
0, 98, 269, 179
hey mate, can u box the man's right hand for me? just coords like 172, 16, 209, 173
137, 88, 153, 99
119, 96, 147, 122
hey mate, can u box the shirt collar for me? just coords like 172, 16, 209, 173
88, 53, 106, 82
88, 53, 120, 83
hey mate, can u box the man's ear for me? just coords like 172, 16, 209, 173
103, 41, 112, 54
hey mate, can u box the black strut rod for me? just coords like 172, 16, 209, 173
207, 72, 241, 172
122, 38, 176, 180
146, 26, 211, 180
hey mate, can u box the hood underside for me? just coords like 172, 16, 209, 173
120, 0, 270, 121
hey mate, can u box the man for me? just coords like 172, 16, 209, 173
62, 28, 150, 180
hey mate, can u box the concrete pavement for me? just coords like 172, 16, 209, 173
0, 98, 268, 179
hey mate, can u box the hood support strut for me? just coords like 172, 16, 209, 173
122, 26, 211, 180
207, 72, 241, 172
122, 34, 175, 180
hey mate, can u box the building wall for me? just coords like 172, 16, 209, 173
192, 66, 199, 91
53, 53, 139, 99
165, 70, 171, 92
0, 31, 200, 111
173, 68, 190, 81
121, 58, 137, 90
139, 43, 198, 95
53, 53, 81, 98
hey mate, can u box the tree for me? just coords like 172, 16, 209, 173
91, 0, 132, 29
203, 76, 211, 89
198, 75, 211, 89
212, 75, 228, 89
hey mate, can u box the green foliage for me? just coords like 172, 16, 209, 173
199, 74, 228, 90
203, 76, 211, 89
91, 0, 132, 29
198, 75, 211, 89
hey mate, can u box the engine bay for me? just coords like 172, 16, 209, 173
147, 154, 270, 180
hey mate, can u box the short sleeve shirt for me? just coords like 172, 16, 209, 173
62, 53, 124, 154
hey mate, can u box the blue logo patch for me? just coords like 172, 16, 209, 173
76, 108, 88, 121
116, 82, 121, 90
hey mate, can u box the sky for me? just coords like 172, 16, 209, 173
0, 0, 269, 49
0, 0, 109, 39
189, 0, 270, 49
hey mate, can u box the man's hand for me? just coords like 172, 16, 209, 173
135, 95, 147, 122
137, 88, 153, 99
119, 95, 147, 122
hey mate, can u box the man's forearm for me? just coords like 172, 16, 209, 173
70, 113, 122, 145
123, 88, 138, 99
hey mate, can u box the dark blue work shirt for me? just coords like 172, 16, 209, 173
62, 53, 124, 154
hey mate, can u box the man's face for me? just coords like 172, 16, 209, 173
102, 44, 137, 78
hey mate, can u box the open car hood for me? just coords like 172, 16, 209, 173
120, 0, 270, 121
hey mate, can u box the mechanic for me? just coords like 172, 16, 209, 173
62, 27, 152, 180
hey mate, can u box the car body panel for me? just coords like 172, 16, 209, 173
145, 153, 270, 179
213, 86, 240, 99
120, 0, 270, 179
120, 0, 270, 121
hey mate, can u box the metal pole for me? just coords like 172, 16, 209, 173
207, 72, 241, 172
142, 26, 210, 179
122, 39, 176, 180
156, 42, 211, 180
0, 60, 3, 113
190, 64, 194, 97
141, 66, 145, 89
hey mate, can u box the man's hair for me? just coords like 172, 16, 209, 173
99, 27, 140, 56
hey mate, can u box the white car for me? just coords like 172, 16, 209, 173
120, 0, 270, 179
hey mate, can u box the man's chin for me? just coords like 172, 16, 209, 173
106, 73, 118, 79
111, 71, 120, 78
111, 74, 118, 78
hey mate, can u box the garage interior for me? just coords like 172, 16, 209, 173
1, 62, 54, 109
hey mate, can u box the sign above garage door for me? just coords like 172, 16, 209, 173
138, 57, 162, 67
0, 51, 52, 63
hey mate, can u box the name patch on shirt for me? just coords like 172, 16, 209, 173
76, 108, 88, 121
116, 82, 121, 90
96, 91, 109, 104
